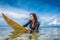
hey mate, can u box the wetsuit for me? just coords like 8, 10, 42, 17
23, 20, 40, 33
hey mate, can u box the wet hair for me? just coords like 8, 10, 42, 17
30, 13, 38, 22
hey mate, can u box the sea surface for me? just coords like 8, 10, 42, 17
0, 26, 60, 40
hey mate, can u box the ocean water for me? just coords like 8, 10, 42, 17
0, 26, 60, 40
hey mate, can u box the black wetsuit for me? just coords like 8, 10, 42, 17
23, 20, 40, 33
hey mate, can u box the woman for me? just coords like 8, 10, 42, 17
23, 13, 40, 33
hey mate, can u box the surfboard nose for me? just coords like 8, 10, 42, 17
2, 13, 5, 18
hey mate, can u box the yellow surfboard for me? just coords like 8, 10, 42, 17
2, 13, 28, 32
2, 13, 29, 40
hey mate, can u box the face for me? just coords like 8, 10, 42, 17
30, 15, 34, 21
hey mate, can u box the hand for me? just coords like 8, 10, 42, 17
25, 27, 30, 32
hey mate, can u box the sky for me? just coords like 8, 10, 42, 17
0, 0, 60, 27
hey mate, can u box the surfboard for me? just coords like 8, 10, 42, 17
2, 13, 28, 32
2, 13, 29, 40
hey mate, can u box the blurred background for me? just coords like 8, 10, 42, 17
0, 0, 60, 40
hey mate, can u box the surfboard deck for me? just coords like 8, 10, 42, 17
2, 13, 28, 32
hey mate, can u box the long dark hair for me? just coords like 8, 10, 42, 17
30, 13, 38, 22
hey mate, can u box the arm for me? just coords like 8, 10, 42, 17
36, 22, 40, 32
23, 20, 31, 27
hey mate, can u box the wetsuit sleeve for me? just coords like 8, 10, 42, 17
23, 20, 30, 27
36, 22, 40, 31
